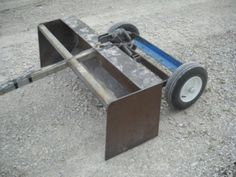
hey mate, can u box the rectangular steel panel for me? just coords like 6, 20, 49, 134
105, 83, 163, 160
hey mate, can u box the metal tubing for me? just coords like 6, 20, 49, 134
134, 36, 182, 72
0, 60, 66, 96
0, 48, 96, 96
38, 24, 117, 104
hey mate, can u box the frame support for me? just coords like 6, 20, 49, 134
134, 36, 182, 71
38, 24, 117, 105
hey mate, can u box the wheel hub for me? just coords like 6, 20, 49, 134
180, 76, 203, 103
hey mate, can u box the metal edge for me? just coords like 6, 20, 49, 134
105, 82, 164, 160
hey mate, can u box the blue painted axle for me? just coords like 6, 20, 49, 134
134, 36, 182, 72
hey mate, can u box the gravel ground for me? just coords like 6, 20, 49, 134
0, 0, 236, 177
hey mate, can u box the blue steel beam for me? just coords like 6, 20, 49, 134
134, 36, 182, 71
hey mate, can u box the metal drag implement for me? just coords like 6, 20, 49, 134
0, 16, 208, 160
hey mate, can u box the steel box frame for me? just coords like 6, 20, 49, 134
38, 16, 168, 160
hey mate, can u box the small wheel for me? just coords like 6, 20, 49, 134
108, 22, 139, 50
165, 63, 208, 110
108, 22, 140, 36
108, 22, 140, 50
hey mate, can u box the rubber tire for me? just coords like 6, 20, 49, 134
108, 22, 140, 35
165, 63, 208, 110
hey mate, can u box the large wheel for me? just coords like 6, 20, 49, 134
108, 22, 140, 36
165, 63, 208, 110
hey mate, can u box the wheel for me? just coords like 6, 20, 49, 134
108, 22, 140, 36
108, 22, 140, 50
165, 63, 208, 110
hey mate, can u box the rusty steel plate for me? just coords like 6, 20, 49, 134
105, 83, 163, 160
